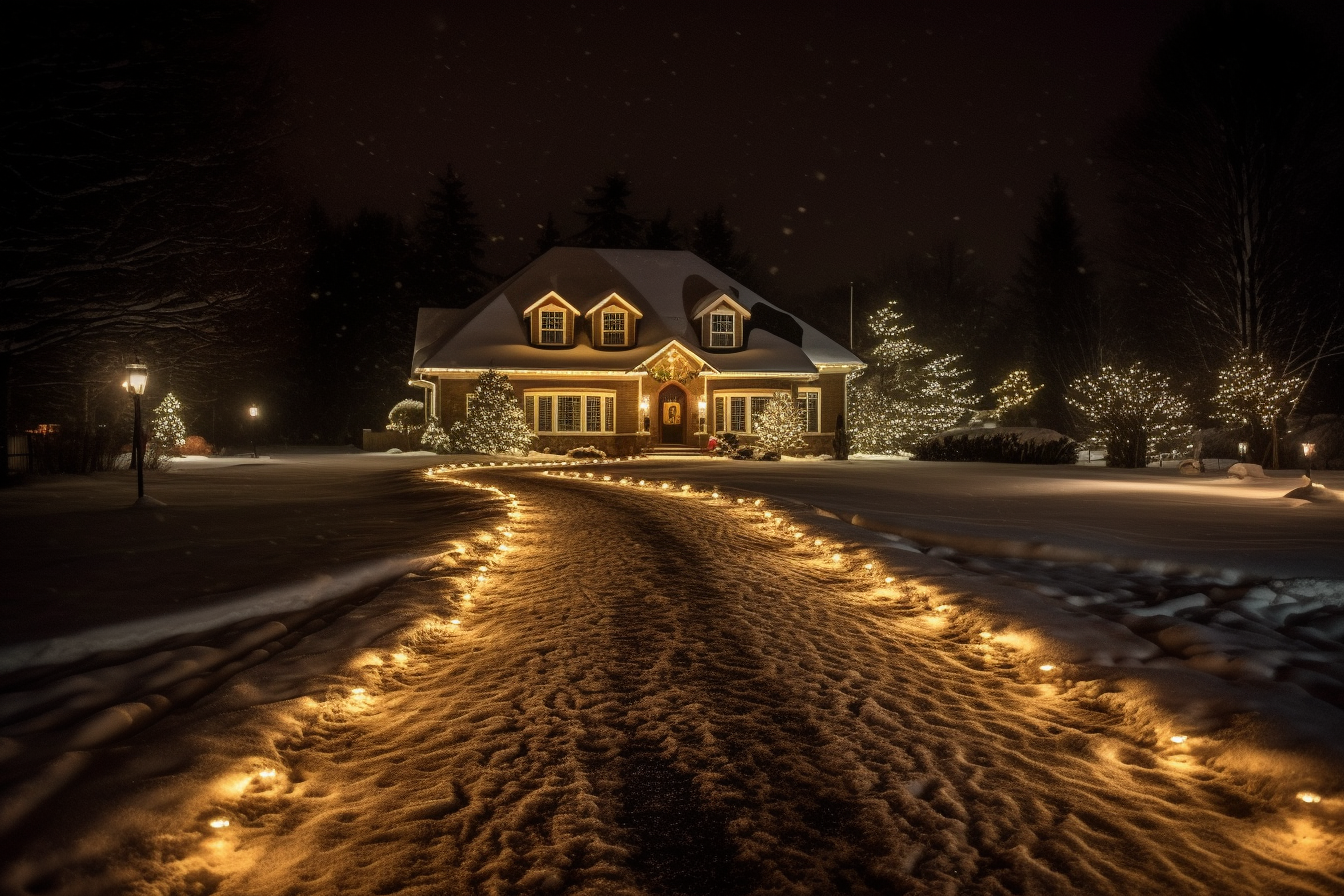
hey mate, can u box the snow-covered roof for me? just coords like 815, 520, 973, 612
412, 248, 864, 375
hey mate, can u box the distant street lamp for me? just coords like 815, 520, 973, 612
1302, 442, 1316, 480
124, 361, 148, 500
248, 404, 260, 458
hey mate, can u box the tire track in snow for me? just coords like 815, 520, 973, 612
92, 470, 1340, 896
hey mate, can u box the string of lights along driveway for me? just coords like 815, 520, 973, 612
201, 464, 1335, 896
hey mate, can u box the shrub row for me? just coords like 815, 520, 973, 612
912, 431, 1078, 464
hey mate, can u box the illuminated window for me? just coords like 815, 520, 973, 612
602, 310, 627, 346
710, 312, 735, 347
715, 392, 775, 434
796, 388, 820, 432
526, 391, 616, 433
540, 310, 565, 344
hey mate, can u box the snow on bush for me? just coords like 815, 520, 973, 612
848, 303, 978, 455
913, 427, 1077, 464
387, 399, 426, 434
1069, 363, 1190, 467
566, 445, 605, 459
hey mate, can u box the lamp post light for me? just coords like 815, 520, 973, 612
698, 397, 707, 433
639, 396, 650, 433
248, 404, 260, 458
1303, 442, 1316, 480
124, 361, 148, 500
1237, 441, 1248, 462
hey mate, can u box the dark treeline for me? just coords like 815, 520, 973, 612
3, 0, 1341, 461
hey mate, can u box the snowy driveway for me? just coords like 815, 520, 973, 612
625, 458, 1344, 579
5, 465, 1338, 894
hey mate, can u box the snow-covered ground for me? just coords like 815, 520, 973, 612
0, 455, 1340, 893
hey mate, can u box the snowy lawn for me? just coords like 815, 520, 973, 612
627, 456, 1344, 579
0, 457, 1341, 893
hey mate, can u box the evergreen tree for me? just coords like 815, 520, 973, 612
754, 393, 807, 455
532, 212, 562, 258
691, 206, 754, 282
571, 174, 643, 249
150, 392, 187, 456
849, 303, 979, 454
645, 209, 682, 249
1212, 349, 1303, 468
990, 370, 1043, 426
1011, 175, 1100, 436
451, 370, 531, 455
413, 165, 488, 307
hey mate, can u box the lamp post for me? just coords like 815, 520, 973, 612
248, 404, 260, 458
639, 396, 650, 433
1303, 442, 1316, 480
124, 361, 148, 500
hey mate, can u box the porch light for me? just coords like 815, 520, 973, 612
698, 397, 707, 432
124, 362, 148, 395
1303, 442, 1316, 479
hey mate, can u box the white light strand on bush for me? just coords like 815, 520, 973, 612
1069, 363, 1191, 463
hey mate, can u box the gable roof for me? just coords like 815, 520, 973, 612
413, 248, 864, 374
690, 291, 752, 320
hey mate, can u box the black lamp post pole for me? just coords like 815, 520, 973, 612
133, 391, 144, 499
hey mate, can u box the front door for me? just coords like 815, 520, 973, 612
660, 391, 685, 444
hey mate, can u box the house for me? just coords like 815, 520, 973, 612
410, 248, 864, 455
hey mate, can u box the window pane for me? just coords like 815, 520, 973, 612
750, 396, 768, 432
711, 312, 734, 347
541, 310, 565, 344
602, 311, 625, 346
524, 395, 535, 430
557, 395, 582, 431
797, 391, 819, 432
586, 395, 602, 432
604, 396, 614, 431
466, 394, 476, 417
537, 396, 552, 431
729, 397, 746, 432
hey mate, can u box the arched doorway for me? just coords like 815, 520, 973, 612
657, 383, 688, 445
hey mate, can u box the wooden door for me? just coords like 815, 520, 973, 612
660, 392, 685, 444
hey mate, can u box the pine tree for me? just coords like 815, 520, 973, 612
645, 209, 682, 249
849, 303, 979, 454
532, 212, 562, 258
1011, 175, 1100, 436
414, 165, 488, 307
691, 206, 754, 282
1069, 363, 1190, 467
754, 393, 807, 455
452, 370, 532, 455
990, 370, 1043, 425
571, 174, 643, 249
151, 392, 188, 455
421, 416, 452, 454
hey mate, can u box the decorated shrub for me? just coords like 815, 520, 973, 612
566, 445, 606, 459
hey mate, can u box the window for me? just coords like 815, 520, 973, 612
796, 388, 820, 433
540, 310, 566, 344
715, 392, 780, 434
602, 310, 627, 346
710, 312, 735, 347
526, 391, 617, 433
465, 393, 476, 418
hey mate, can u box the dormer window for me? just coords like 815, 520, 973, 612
602, 310, 627, 346
710, 312, 735, 347
691, 290, 752, 350
540, 310, 566, 344
584, 292, 642, 349
524, 291, 579, 347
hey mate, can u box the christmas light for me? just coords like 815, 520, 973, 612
989, 370, 1042, 421
753, 392, 808, 454
1169, 735, 1187, 744
885, 577, 895, 584
1297, 792, 1322, 804
1070, 363, 1191, 466
258, 769, 277, 779
848, 303, 979, 454
209, 819, 230, 829
1039, 664, 1055, 672
450, 619, 461, 626
351, 687, 366, 695
451, 370, 533, 454
150, 392, 189, 455
831, 553, 841, 562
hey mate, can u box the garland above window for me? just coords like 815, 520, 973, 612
648, 348, 700, 384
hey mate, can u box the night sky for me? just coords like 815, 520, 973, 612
262, 1, 1338, 293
